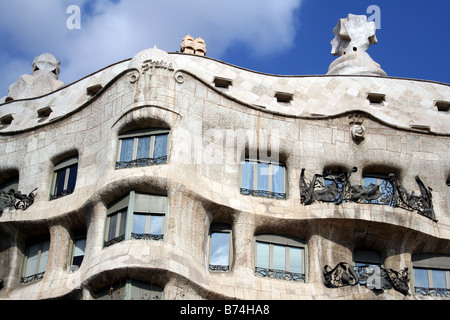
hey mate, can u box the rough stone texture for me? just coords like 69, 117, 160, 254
328, 14, 386, 76
5, 53, 65, 100
0, 44, 449, 300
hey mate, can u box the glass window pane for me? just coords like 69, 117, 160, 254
67, 165, 78, 191
38, 240, 50, 274
74, 239, 86, 257
108, 213, 118, 240
24, 243, 40, 277
257, 163, 270, 191
133, 214, 147, 234
273, 244, 286, 271
119, 210, 127, 236
72, 239, 86, 267
210, 232, 230, 266
432, 270, 447, 289
414, 268, 429, 288
272, 164, 284, 194
137, 136, 151, 160
289, 247, 303, 274
256, 242, 270, 269
149, 215, 163, 235
119, 138, 134, 162
153, 134, 168, 159
241, 161, 254, 190
55, 169, 66, 194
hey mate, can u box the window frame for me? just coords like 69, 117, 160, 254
104, 191, 168, 248
20, 239, 50, 284
116, 128, 170, 169
412, 254, 450, 297
240, 158, 287, 200
208, 224, 232, 272
50, 156, 78, 200
254, 234, 306, 282
95, 279, 164, 300
68, 236, 86, 269
362, 173, 396, 206
352, 249, 383, 286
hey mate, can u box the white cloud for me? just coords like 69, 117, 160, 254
0, 0, 302, 97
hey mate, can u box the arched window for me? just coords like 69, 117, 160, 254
104, 192, 167, 247
116, 128, 170, 169
50, 156, 78, 200
240, 159, 287, 200
208, 224, 232, 272
412, 254, 450, 297
21, 238, 50, 284
353, 249, 382, 285
95, 279, 164, 300
254, 234, 306, 282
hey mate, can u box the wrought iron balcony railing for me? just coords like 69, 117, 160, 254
209, 264, 230, 272
131, 233, 164, 241
300, 167, 436, 221
255, 267, 305, 282
415, 286, 450, 297
20, 271, 45, 284
115, 156, 167, 169
240, 188, 286, 200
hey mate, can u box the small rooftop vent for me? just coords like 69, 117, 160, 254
435, 100, 450, 112
275, 92, 294, 103
213, 77, 232, 89
0, 114, 14, 126
367, 93, 385, 105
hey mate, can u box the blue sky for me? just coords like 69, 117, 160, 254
0, 0, 449, 98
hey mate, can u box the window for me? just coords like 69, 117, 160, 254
254, 235, 306, 282
21, 239, 50, 284
104, 192, 167, 247
1, 177, 19, 193
412, 254, 450, 297
209, 224, 232, 272
116, 128, 169, 169
95, 279, 164, 300
323, 172, 346, 203
50, 156, 78, 200
353, 250, 382, 286
363, 174, 395, 206
69, 237, 86, 268
240, 159, 287, 200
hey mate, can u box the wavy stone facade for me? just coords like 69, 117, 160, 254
0, 40, 449, 300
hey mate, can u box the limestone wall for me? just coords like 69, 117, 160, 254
0, 48, 449, 300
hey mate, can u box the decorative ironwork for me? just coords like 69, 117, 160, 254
115, 156, 167, 169
20, 271, 45, 284
0, 188, 37, 212
300, 168, 436, 221
131, 233, 164, 241
415, 286, 450, 297
49, 188, 74, 200
104, 235, 125, 247
240, 188, 286, 200
209, 264, 230, 272
323, 262, 410, 296
255, 267, 305, 282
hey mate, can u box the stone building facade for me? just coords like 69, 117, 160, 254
0, 15, 449, 300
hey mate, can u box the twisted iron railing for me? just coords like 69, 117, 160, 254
300, 167, 436, 221
255, 267, 305, 282
116, 156, 167, 169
